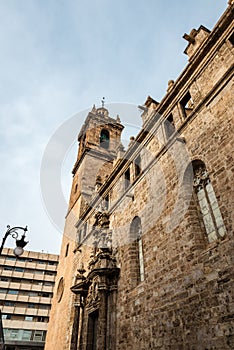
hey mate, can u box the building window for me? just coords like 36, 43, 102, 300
40, 304, 50, 310
180, 91, 194, 119
100, 129, 110, 149
44, 271, 54, 276
44, 282, 53, 286
18, 257, 26, 262
228, 31, 234, 46
8, 289, 18, 295
193, 160, 226, 242
0, 289, 7, 293
15, 267, 24, 272
102, 195, 109, 210
124, 168, 130, 190
165, 113, 175, 138
57, 277, 64, 303
130, 217, 145, 284
28, 303, 36, 308
33, 330, 44, 341
41, 292, 50, 298
65, 243, 69, 257
11, 330, 19, 339
6, 256, 16, 261
38, 260, 45, 265
0, 277, 9, 282
4, 266, 13, 271
22, 330, 32, 340
4, 301, 15, 306
37, 316, 48, 322
11, 278, 20, 283
25, 316, 33, 321
134, 155, 141, 179
2, 314, 11, 320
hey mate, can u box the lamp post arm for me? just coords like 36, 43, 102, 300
0, 231, 11, 256
0, 225, 28, 256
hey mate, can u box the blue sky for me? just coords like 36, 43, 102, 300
0, 0, 227, 254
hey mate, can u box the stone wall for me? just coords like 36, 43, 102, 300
45, 3, 234, 350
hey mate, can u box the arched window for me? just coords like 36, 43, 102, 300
100, 129, 110, 149
130, 217, 145, 283
193, 160, 226, 242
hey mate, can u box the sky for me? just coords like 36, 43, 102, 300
0, 0, 228, 255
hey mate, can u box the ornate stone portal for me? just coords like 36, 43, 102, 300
70, 212, 119, 350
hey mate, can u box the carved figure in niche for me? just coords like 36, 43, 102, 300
86, 279, 100, 306
93, 211, 110, 228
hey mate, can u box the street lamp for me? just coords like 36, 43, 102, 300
0, 225, 28, 257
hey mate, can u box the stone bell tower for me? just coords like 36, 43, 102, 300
68, 105, 124, 215
45, 104, 124, 350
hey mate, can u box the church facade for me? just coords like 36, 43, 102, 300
45, 3, 234, 349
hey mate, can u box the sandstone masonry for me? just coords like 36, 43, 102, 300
45, 3, 234, 350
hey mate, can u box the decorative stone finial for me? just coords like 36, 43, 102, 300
95, 175, 102, 192
77, 263, 86, 275
128, 136, 135, 147
167, 80, 175, 92
116, 114, 121, 123
144, 96, 159, 108
183, 29, 198, 44
75, 263, 86, 281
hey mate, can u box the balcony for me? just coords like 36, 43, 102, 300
1, 306, 14, 314
3, 319, 48, 331
12, 307, 27, 315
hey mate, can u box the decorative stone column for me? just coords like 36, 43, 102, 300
70, 266, 87, 350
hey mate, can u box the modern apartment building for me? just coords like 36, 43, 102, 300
0, 248, 59, 350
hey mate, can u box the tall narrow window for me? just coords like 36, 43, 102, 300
180, 91, 193, 119
102, 195, 109, 210
138, 235, 144, 282
165, 113, 175, 138
228, 31, 234, 46
134, 155, 141, 178
130, 217, 145, 284
65, 243, 69, 257
100, 129, 110, 149
193, 160, 226, 242
124, 168, 130, 190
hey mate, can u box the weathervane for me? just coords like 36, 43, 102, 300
101, 97, 105, 108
